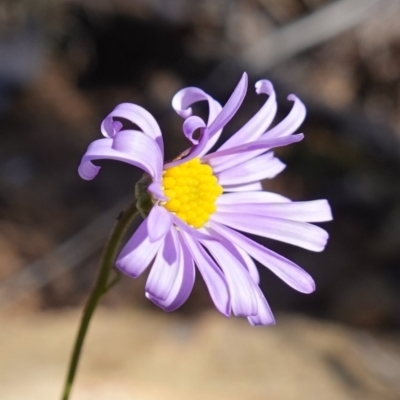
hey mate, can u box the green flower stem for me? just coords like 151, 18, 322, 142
61, 201, 138, 400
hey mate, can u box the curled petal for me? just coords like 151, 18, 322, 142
116, 218, 163, 278
208, 94, 305, 172
264, 94, 306, 139
172, 87, 223, 156
210, 222, 316, 294
218, 80, 277, 151
101, 103, 163, 152
78, 131, 163, 181
212, 212, 329, 252
78, 159, 100, 181
182, 116, 206, 145
111, 130, 163, 180
101, 117, 123, 138
147, 205, 173, 242
217, 153, 285, 186
167, 73, 248, 169
172, 87, 222, 121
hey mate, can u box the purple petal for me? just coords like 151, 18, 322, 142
217, 200, 333, 222
199, 127, 222, 157
101, 117, 123, 138
204, 134, 304, 163
169, 77, 260, 167
247, 287, 275, 326
78, 158, 100, 180
207, 93, 304, 171
210, 222, 315, 294
116, 217, 163, 278
236, 246, 260, 284
209, 147, 261, 174
78, 132, 163, 181
148, 182, 167, 201
180, 230, 231, 316
182, 116, 206, 145
145, 229, 180, 300
171, 86, 223, 156
217, 191, 290, 205
264, 94, 306, 139
217, 153, 285, 186
111, 130, 163, 180
205, 72, 248, 137
171, 215, 216, 241
101, 102, 163, 152
147, 205, 173, 242
200, 232, 258, 317
172, 87, 222, 121
147, 229, 195, 311
217, 80, 277, 151
112, 121, 123, 133
211, 212, 329, 252
222, 181, 263, 192
205, 94, 305, 172
166, 73, 251, 169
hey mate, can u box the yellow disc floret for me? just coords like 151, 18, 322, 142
161, 157, 223, 228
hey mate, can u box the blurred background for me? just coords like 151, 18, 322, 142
1, 0, 400, 399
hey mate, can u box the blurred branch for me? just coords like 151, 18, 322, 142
294, 0, 313, 12
0, 198, 132, 310
206, 0, 383, 89
202, 0, 400, 163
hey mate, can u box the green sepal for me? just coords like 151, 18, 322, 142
135, 173, 154, 218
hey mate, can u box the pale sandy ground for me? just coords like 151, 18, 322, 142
1, 308, 400, 400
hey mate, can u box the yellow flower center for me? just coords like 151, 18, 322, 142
161, 157, 223, 228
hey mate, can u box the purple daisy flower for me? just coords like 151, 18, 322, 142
78, 72, 332, 326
